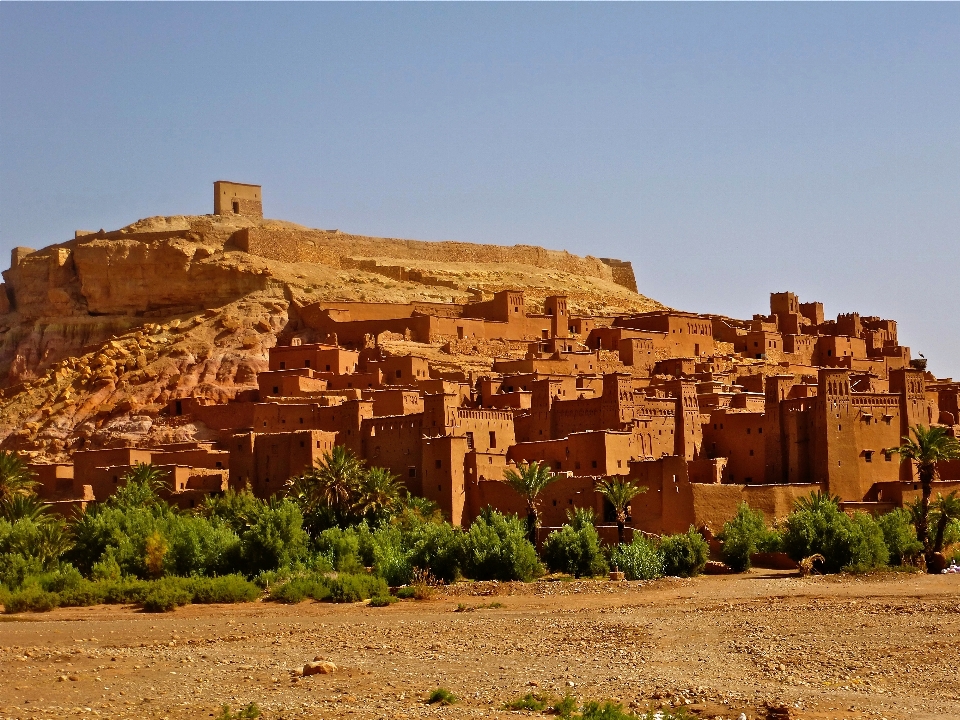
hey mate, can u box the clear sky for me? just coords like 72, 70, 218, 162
2, 4, 958, 377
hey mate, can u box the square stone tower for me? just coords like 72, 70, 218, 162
214, 181, 262, 218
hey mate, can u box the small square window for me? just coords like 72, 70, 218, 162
435, 459, 442, 469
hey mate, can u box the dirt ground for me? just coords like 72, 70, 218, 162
1, 570, 958, 720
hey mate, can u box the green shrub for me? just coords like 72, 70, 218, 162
57, 579, 108, 607
368, 594, 398, 607
553, 694, 578, 718
141, 578, 193, 613
4, 585, 60, 613
783, 495, 889, 572
315, 527, 365, 573
426, 687, 457, 705
877, 508, 923, 565
0, 551, 44, 591
659, 527, 709, 578
405, 520, 463, 584
504, 692, 550, 711
845, 512, 890, 572
609, 535, 664, 580
240, 499, 309, 574
542, 523, 609, 578
189, 575, 260, 604
718, 503, 781, 572
370, 526, 413, 586
215, 702, 261, 720
203, 488, 266, 535
163, 515, 241, 577
579, 701, 639, 719
267, 576, 329, 604
394, 585, 416, 599
461, 509, 542, 581
327, 573, 388, 603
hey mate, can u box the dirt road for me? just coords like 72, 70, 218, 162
2, 570, 958, 720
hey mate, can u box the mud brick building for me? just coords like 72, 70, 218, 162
50, 282, 960, 535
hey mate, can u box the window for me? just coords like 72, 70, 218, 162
864, 451, 873, 463
304, 360, 310, 368
435, 460, 442, 469
299, 441, 304, 447
396, 369, 402, 378
749, 449, 754, 456
273, 386, 279, 394
280, 361, 286, 369
326, 364, 331, 371
758, 427, 762, 434
489, 431, 497, 448
617, 460, 622, 469
592, 460, 598, 468
885, 452, 892, 462
747, 428, 751, 434
466, 432, 474, 450
232, 200, 240, 213
408, 467, 417, 477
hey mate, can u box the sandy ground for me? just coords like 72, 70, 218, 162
1, 570, 958, 720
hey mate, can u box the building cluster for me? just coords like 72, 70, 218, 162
33, 289, 960, 534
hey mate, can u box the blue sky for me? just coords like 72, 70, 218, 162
2, 4, 958, 377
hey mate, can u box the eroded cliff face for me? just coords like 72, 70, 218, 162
0, 213, 660, 459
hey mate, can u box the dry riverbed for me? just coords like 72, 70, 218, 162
1, 570, 958, 720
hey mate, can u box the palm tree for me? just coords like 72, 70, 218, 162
503, 461, 559, 544
597, 478, 646, 544
0, 450, 36, 502
355, 467, 404, 522
0, 493, 51, 524
931, 491, 960, 555
889, 425, 960, 572
288, 445, 364, 525
794, 490, 842, 513
123, 461, 168, 489
566, 506, 597, 531
108, 463, 168, 510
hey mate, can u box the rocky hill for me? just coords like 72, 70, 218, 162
0, 214, 661, 460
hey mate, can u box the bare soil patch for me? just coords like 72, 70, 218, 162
2, 570, 958, 720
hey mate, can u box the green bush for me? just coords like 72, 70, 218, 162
315, 527, 365, 573
4, 584, 60, 613
394, 585, 417, 599
327, 573, 388, 603
141, 578, 193, 612
461, 509, 542, 581
877, 508, 923, 565
542, 523, 608, 578
426, 688, 457, 705
404, 520, 463, 584
240, 499, 309, 574
609, 535, 664, 580
783, 495, 889, 572
266, 572, 384, 604
189, 575, 260, 604
369, 593, 398, 607
659, 527, 709, 578
370, 525, 413, 586
718, 503, 781, 572
267, 576, 328, 604
505, 692, 550, 711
